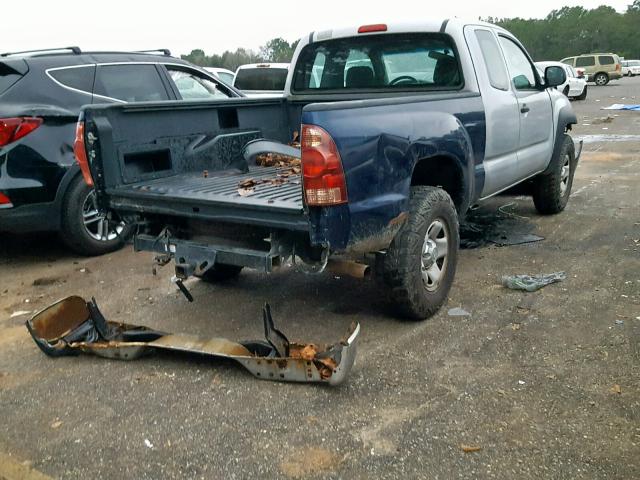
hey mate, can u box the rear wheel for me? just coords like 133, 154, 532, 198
532, 135, 576, 215
60, 176, 131, 256
594, 72, 609, 86
576, 85, 588, 101
196, 264, 243, 282
382, 186, 459, 320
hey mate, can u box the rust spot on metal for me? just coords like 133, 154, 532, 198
388, 211, 408, 226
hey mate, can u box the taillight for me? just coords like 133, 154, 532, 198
301, 124, 347, 206
616, 64, 621, 71
0, 117, 42, 147
73, 121, 93, 186
358, 24, 387, 33
0, 192, 12, 208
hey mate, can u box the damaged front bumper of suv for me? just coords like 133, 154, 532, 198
26, 296, 359, 385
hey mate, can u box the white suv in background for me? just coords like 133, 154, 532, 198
622, 60, 640, 76
537, 61, 588, 100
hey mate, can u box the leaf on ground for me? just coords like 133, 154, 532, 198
460, 444, 482, 453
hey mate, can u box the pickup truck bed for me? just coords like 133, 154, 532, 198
117, 166, 302, 212
109, 165, 307, 230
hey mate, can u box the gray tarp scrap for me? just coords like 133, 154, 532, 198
26, 296, 359, 386
501, 272, 567, 292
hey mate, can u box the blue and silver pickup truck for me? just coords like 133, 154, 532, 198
76, 19, 580, 319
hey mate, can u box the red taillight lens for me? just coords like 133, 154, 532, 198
616, 63, 621, 71
0, 117, 42, 147
301, 124, 347, 206
358, 24, 387, 33
73, 121, 93, 186
0, 192, 12, 208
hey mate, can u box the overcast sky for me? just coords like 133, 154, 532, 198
3, 0, 632, 57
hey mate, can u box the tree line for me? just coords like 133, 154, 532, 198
491, 1, 640, 60
182, 1, 640, 71
181, 38, 299, 72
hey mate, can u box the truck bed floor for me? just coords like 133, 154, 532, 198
113, 166, 303, 213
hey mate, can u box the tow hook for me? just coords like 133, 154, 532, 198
25, 296, 360, 385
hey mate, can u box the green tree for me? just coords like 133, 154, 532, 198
259, 38, 299, 63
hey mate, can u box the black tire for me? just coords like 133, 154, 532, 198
382, 186, 459, 320
532, 135, 576, 215
594, 72, 609, 86
562, 86, 570, 97
60, 176, 132, 256
196, 264, 243, 282
576, 85, 588, 101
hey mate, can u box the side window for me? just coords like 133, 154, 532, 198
561, 58, 575, 67
167, 67, 231, 100
598, 55, 614, 65
94, 64, 169, 102
498, 36, 537, 90
49, 66, 95, 94
575, 56, 595, 67
475, 29, 509, 90
568, 66, 577, 78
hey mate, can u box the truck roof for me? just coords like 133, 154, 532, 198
305, 18, 506, 44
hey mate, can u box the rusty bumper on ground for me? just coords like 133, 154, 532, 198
26, 297, 359, 385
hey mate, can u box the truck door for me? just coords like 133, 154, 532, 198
464, 27, 521, 197
497, 36, 553, 178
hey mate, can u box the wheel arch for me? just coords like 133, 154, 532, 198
51, 164, 82, 230
410, 154, 470, 214
542, 104, 577, 176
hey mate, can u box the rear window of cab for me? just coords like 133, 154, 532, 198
292, 33, 463, 93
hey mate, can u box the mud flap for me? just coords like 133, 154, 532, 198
26, 296, 359, 386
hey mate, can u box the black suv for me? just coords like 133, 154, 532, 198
0, 47, 242, 255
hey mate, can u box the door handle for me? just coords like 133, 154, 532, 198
520, 105, 530, 114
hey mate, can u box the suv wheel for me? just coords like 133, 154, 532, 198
594, 73, 609, 86
60, 175, 132, 256
382, 186, 459, 320
532, 135, 576, 214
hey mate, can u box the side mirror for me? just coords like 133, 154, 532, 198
545, 66, 566, 87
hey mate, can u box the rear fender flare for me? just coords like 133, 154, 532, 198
406, 123, 474, 213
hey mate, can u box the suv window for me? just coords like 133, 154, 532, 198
94, 64, 169, 102
576, 56, 595, 67
598, 55, 615, 65
561, 58, 575, 66
475, 29, 509, 91
293, 33, 462, 92
49, 66, 95, 94
167, 68, 231, 100
498, 36, 537, 90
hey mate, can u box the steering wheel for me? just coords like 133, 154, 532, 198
389, 75, 418, 86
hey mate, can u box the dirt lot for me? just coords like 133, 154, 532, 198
1, 78, 639, 479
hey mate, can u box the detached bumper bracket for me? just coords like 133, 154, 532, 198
26, 296, 359, 386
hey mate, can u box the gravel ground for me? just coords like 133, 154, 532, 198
1, 77, 639, 479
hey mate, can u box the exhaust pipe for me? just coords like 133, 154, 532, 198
327, 259, 370, 279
